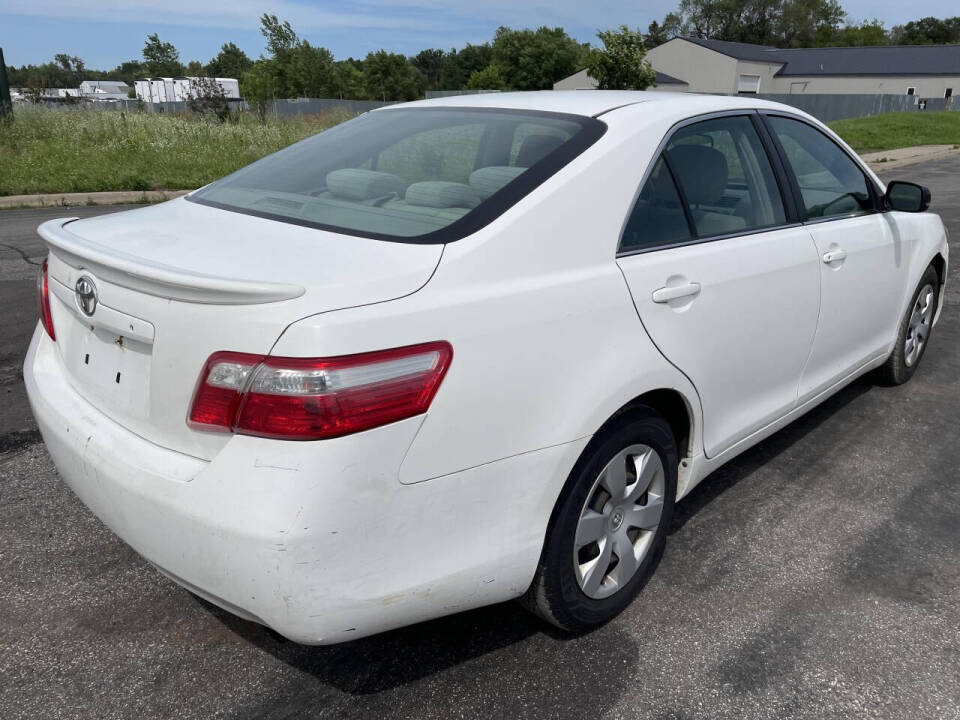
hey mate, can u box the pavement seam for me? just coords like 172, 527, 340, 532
0, 243, 41, 267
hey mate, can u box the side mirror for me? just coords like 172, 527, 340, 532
885, 181, 931, 213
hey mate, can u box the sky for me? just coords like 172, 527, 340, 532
1, 0, 957, 69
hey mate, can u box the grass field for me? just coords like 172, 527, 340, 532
829, 111, 960, 153
2, 106, 959, 197
0, 107, 352, 196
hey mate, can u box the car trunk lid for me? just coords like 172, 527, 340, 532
39, 199, 443, 460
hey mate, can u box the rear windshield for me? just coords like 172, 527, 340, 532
189, 107, 605, 243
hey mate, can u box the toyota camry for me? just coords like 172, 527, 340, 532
25, 91, 948, 643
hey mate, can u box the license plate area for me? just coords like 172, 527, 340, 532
60, 315, 153, 419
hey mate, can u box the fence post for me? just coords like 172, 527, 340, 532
0, 48, 13, 120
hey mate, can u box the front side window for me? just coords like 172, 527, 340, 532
766, 116, 873, 220
190, 108, 603, 243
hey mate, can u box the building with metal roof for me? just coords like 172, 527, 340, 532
553, 68, 688, 92
556, 37, 960, 100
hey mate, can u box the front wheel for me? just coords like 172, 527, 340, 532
522, 409, 677, 633
878, 265, 939, 386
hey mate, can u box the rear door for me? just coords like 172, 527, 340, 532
617, 113, 821, 458
762, 114, 908, 400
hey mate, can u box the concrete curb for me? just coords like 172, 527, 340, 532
862, 145, 960, 172
0, 189, 190, 210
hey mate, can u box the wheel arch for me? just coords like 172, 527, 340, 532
931, 252, 947, 318
547, 386, 698, 532
604, 388, 695, 462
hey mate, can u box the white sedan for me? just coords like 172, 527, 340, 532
25, 91, 948, 643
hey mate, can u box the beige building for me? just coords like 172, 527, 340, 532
554, 67, 687, 92
556, 37, 960, 99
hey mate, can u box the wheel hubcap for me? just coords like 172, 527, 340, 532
905, 283, 935, 368
573, 444, 665, 600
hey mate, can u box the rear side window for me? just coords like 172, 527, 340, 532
189, 108, 604, 243
619, 115, 786, 253
766, 116, 873, 220
621, 157, 692, 253
666, 116, 786, 238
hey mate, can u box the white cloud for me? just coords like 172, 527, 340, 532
0, 0, 678, 33
1, 0, 442, 30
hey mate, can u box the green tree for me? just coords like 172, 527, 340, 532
105, 60, 147, 85
362, 50, 423, 100
892, 16, 960, 45
288, 42, 336, 97
53, 54, 85, 86
411, 49, 445, 90
186, 76, 231, 121
331, 61, 365, 99
206, 43, 253, 79
645, 20, 670, 49
142, 33, 182, 76
255, 14, 340, 98
439, 44, 493, 89
649, 0, 845, 48
465, 65, 506, 90
778, 0, 845, 47
260, 14, 299, 57
241, 61, 277, 120
821, 19, 889, 47
586, 25, 657, 90
490, 26, 581, 90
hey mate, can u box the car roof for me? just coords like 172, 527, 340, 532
384, 90, 798, 119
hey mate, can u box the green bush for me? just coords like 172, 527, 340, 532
0, 106, 352, 196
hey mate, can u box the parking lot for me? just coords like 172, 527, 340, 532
2, 157, 959, 719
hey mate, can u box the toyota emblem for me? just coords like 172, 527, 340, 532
75, 276, 98, 316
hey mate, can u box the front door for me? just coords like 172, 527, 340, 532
763, 115, 907, 400
617, 115, 821, 458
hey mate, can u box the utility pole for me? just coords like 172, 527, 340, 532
0, 48, 13, 120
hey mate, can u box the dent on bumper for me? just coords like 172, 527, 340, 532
24, 328, 587, 643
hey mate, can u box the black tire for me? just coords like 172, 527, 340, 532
522, 408, 677, 633
878, 265, 940, 386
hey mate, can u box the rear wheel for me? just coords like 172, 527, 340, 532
878, 265, 939, 386
523, 409, 677, 633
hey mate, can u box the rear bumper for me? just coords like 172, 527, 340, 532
24, 327, 585, 643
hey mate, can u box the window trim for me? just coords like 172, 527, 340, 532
616, 109, 802, 259
757, 110, 884, 226
188, 107, 607, 246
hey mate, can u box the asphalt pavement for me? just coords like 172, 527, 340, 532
1, 161, 959, 719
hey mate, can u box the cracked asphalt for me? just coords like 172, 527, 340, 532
1, 158, 959, 720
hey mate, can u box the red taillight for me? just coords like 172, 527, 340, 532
188, 342, 453, 440
36, 259, 56, 340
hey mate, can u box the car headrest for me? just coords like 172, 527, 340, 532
665, 145, 728, 205
468, 166, 527, 199
515, 134, 565, 167
326, 169, 407, 202
404, 181, 483, 209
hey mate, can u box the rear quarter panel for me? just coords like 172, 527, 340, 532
272, 106, 706, 485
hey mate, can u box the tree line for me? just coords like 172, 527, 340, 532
7, 4, 960, 102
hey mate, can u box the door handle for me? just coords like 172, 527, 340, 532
822, 249, 847, 264
652, 282, 701, 303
